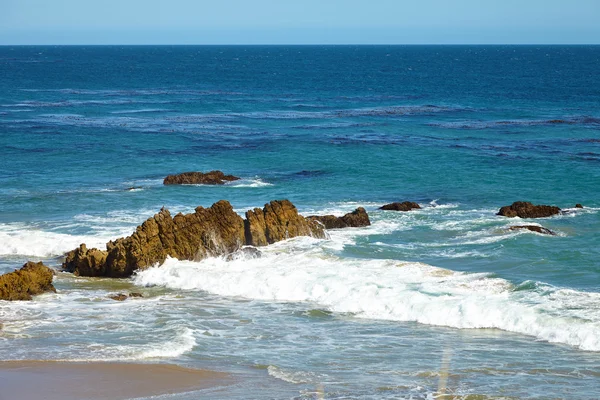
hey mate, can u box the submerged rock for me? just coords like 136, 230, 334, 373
245, 200, 326, 246
379, 201, 421, 211
307, 207, 371, 229
509, 225, 556, 235
575, 203, 584, 208
163, 170, 240, 185
497, 201, 561, 218
64, 199, 326, 278
0, 261, 56, 301
109, 293, 128, 301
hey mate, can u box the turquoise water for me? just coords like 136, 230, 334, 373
1, 45, 599, 399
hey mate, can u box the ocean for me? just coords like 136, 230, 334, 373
1, 45, 599, 399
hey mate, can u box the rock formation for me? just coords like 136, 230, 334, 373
64, 200, 327, 278
0, 261, 56, 301
307, 207, 371, 229
163, 170, 240, 185
509, 225, 556, 235
245, 200, 325, 246
379, 201, 421, 211
497, 201, 561, 218
64, 200, 246, 277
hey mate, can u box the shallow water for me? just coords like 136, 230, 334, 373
1, 45, 599, 399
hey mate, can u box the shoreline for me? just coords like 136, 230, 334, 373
0, 360, 233, 400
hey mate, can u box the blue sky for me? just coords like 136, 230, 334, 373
1, 0, 599, 45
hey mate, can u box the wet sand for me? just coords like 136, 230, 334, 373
0, 361, 232, 400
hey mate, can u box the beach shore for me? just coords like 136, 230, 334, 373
0, 360, 232, 400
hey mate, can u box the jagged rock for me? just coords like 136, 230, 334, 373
509, 225, 556, 235
497, 201, 561, 218
379, 201, 421, 211
63, 199, 325, 278
307, 207, 371, 229
109, 293, 128, 301
163, 170, 240, 185
245, 200, 326, 246
100, 200, 246, 277
129, 292, 143, 298
575, 204, 583, 208
0, 261, 56, 301
64, 244, 108, 277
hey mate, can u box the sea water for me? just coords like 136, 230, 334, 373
1, 45, 599, 399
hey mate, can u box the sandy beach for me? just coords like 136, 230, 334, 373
0, 361, 232, 400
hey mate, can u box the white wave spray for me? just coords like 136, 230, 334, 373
134, 240, 600, 352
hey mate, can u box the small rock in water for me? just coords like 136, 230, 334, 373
109, 293, 128, 301
379, 201, 421, 211
307, 207, 371, 229
575, 203, 583, 208
0, 261, 56, 301
129, 292, 144, 298
497, 201, 561, 218
509, 225, 556, 235
163, 170, 240, 185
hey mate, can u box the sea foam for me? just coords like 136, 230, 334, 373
134, 242, 600, 352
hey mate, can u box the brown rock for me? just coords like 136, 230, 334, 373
101, 200, 246, 277
0, 261, 56, 301
244, 200, 326, 246
497, 201, 561, 218
109, 293, 128, 301
307, 207, 371, 229
129, 292, 144, 297
509, 225, 556, 235
379, 201, 421, 211
63, 244, 108, 277
64, 200, 327, 278
575, 204, 583, 208
163, 171, 240, 185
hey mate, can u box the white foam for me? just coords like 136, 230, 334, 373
225, 178, 273, 188
0, 224, 109, 257
134, 250, 600, 351
267, 365, 321, 384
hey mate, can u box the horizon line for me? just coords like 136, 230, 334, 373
1, 43, 599, 46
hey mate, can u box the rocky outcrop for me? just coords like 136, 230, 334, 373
63, 244, 108, 277
0, 261, 56, 301
509, 225, 556, 235
379, 201, 421, 211
64, 200, 327, 278
245, 200, 326, 246
64, 200, 246, 278
307, 207, 371, 229
163, 171, 240, 185
497, 201, 561, 218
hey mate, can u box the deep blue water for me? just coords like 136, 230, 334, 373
1, 46, 600, 399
